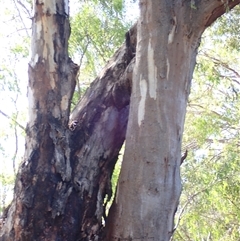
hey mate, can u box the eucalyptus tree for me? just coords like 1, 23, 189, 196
0, 0, 240, 241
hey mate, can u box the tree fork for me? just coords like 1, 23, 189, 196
1, 0, 240, 240
0, 1, 137, 240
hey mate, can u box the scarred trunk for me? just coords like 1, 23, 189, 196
0, 1, 136, 240
1, 0, 240, 241
0, 0, 78, 240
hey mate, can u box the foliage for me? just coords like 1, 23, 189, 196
0, 0, 31, 215
69, 0, 133, 103
174, 6, 240, 241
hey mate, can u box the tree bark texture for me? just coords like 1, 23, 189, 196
0, 1, 137, 240
105, 1, 240, 241
0, 0, 240, 241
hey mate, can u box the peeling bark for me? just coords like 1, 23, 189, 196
0, 1, 137, 240
1, 0, 240, 240
67, 24, 136, 241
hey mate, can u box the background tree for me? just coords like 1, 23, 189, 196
174, 6, 240, 240
0, 0, 31, 215
69, 0, 132, 101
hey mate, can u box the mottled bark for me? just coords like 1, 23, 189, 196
1, 0, 240, 240
67, 24, 136, 241
105, 1, 240, 241
0, 0, 136, 240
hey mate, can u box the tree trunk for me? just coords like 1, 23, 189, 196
0, 1, 137, 240
1, 0, 240, 241
105, 1, 240, 241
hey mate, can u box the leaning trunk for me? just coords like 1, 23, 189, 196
105, 1, 239, 240
105, 2, 200, 240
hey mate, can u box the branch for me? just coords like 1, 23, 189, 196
13, 119, 18, 175
202, 0, 240, 27
13, 0, 30, 38
0, 110, 25, 131
203, 52, 240, 79
16, 0, 32, 19
172, 177, 222, 238
76, 39, 90, 99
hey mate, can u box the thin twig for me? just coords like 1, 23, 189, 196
77, 39, 90, 99
13, 0, 31, 38
13, 117, 18, 175
0, 110, 25, 132
16, 0, 32, 18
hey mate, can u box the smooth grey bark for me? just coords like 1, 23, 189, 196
105, 1, 240, 241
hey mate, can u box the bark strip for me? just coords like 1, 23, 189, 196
0, 17, 136, 240
67, 23, 136, 241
